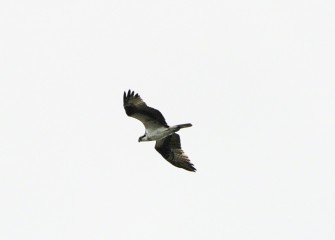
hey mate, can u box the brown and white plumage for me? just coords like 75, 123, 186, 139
155, 133, 196, 172
123, 90, 169, 130
123, 90, 196, 172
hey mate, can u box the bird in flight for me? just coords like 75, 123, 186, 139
123, 90, 196, 172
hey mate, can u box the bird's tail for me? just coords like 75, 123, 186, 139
176, 123, 192, 129
171, 123, 192, 132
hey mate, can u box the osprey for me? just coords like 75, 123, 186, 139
123, 90, 196, 172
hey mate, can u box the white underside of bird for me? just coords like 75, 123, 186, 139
142, 125, 180, 141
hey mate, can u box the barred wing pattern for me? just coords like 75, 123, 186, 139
155, 133, 196, 172
123, 90, 169, 128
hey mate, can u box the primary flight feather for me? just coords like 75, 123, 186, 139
123, 90, 196, 172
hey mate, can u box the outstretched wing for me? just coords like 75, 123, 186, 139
123, 90, 169, 129
155, 133, 196, 172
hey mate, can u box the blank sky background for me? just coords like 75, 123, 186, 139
1, 0, 334, 239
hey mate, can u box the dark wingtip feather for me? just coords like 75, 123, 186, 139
181, 164, 196, 172
124, 89, 137, 104
185, 162, 196, 172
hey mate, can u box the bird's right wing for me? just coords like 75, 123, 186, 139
155, 133, 196, 172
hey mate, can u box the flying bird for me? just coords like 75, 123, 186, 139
123, 90, 196, 172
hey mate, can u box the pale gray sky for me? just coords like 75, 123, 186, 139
1, 0, 334, 239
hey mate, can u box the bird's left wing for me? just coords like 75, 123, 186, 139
123, 90, 169, 128
155, 133, 196, 172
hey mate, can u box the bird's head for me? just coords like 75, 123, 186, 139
138, 135, 145, 142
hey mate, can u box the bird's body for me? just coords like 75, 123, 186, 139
141, 123, 192, 141
123, 90, 196, 172
141, 126, 172, 141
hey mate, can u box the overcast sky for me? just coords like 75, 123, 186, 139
1, 0, 334, 239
